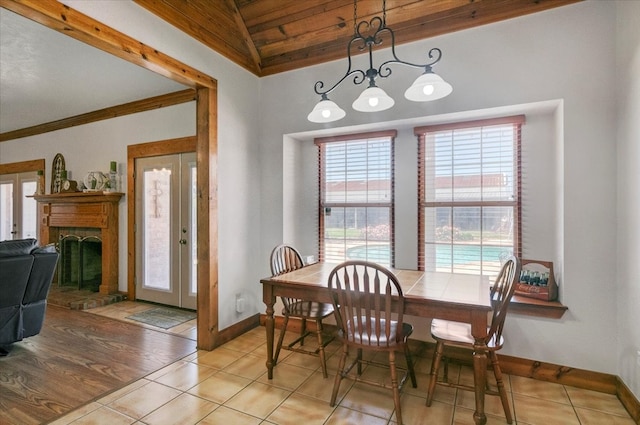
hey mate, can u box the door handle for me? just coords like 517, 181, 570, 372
179, 239, 187, 245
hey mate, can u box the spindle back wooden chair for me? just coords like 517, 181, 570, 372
269, 244, 334, 378
426, 255, 521, 424
327, 260, 417, 424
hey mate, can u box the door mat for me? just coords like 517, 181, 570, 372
126, 307, 196, 329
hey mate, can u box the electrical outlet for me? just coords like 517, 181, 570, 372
235, 293, 245, 313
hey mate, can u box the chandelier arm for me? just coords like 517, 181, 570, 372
378, 46, 444, 79
313, 35, 369, 96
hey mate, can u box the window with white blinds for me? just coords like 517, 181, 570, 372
315, 131, 396, 267
415, 116, 524, 277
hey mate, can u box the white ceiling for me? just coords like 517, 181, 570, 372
0, 8, 187, 134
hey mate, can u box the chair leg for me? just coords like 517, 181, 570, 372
403, 343, 417, 388
389, 351, 403, 425
274, 314, 289, 364
443, 356, 449, 382
315, 319, 328, 378
426, 341, 444, 407
330, 344, 348, 407
356, 348, 363, 375
490, 351, 513, 424
300, 317, 307, 346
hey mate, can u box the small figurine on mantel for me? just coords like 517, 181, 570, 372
83, 171, 107, 192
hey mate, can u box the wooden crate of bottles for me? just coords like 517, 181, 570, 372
514, 259, 558, 301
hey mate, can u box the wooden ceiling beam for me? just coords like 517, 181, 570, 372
0, 0, 216, 88
224, 0, 262, 73
134, 0, 261, 75
257, 0, 582, 75
0, 89, 196, 142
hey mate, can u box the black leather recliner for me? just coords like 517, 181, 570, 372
0, 238, 58, 354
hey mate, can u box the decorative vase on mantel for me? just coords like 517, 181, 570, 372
84, 171, 107, 192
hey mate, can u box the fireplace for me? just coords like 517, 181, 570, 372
34, 192, 123, 294
58, 233, 103, 291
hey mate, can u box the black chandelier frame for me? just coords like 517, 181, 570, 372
313, 7, 444, 99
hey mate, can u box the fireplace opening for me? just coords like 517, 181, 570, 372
58, 234, 103, 291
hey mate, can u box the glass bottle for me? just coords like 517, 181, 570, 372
109, 161, 118, 192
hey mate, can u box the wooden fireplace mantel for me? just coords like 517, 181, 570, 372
34, 192, 124, 294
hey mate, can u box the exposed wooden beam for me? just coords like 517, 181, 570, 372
223, 0, 262, 73
134, 0, 261, 75
0, 0, 216, 88
0, 89, 196, 142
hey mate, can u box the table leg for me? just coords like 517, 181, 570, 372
264, 287, 275, 379
472, 341, 488, 425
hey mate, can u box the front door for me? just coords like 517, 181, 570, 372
135, 153, 197, 309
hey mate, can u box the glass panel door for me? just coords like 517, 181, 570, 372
135, 153, 196, 308
0, 172, 37, 240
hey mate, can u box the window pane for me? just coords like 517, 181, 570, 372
420, 120, 520, 276
426, 126, 515, 203
320, 134, 394, 267
142, 168, 172, 291
323, 206, 391, 267
21, 181, 37, 239
324, 139, 392, 203
0, 182, 13, 240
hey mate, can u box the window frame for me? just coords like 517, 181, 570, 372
414, 115, 524, 274
315, 130, 397, 267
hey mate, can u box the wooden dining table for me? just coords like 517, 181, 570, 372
261, 261, 494, 425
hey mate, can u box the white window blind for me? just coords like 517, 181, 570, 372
415, 116, 524, 277
315, 131, 396, 267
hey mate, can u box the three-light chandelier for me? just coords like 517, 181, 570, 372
308, 0, 453, 123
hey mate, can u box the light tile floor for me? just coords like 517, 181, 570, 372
49, 301, 635, 425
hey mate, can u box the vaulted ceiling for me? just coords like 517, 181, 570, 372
134, 0, 581, 76
0, 0, 580, 138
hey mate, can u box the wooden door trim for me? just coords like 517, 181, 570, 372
0, 160, 46, 223
0, 159, 45, 175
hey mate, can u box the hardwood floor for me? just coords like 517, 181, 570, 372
0, 305, 197, 425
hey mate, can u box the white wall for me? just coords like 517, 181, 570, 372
260, 1, 622, 377
616, 0, 640, 400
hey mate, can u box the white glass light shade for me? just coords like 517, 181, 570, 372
352, 86, 395, 112
404, 72, 453, 102
307, 98, 346, 123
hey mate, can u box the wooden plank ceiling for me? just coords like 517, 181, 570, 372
134, 0, 581, 77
